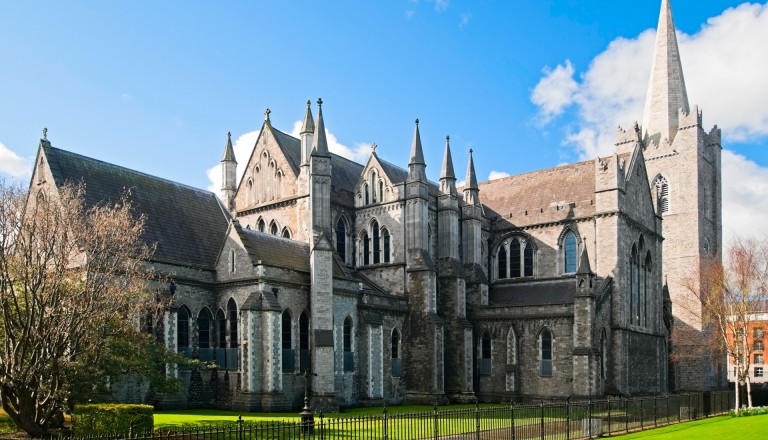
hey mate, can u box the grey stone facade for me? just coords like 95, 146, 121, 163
28, 0, 720, 410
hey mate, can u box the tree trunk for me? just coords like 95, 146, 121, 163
746, 376, 753, 408
1, 395, 48, 438
734, 379, 740, 411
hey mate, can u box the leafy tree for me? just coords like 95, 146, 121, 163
674, 237, 768, 410
0, 180, 179, 437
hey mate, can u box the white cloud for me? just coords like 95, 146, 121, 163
721, 150, 768, 246
530, 2, 768, 246
532, 3, 768, 158
459, 13, 471, 30
207, 123, 371, 199
0, 141, 31, 179
488, 170, 510, 181
432, 0, 449, 13
530, 60, 579, 124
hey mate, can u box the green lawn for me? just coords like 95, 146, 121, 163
608, 414, 768, 439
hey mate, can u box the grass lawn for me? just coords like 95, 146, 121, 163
608, 414, 768, 439
0, 408, 16, 434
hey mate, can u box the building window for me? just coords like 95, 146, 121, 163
177, 306, 190, 352
227, 298, 238, 348
655, 176, 669, 215
229, 249, 236, 273
755, 367, 764, 378
379, 181, 384, 203
336, 218, 347, 263
300, 312, 310, 372
523, 241, 534, 277
282, 228, 291, 239
198, 308, 212, 349
372, 220, 381, 264
216, 309, 227, 348
282, 310, 294, 372
755, 354, 764, 365
391, 329, 401, 377
643, 252, 651, 326
361, 232, 370, 265
382, 228, 391, 263
563, 231, 577, 273
497, 246, 507, 279
480, 331, 491, 375
257, 218, 265, 232
343, 317, 354, 372
540, 328, 553, 377
510, 238, 521, 278
600, 329, 607, 380
143, 312, 154, 334
371, 171, 377, 203
364, 183, 370, 205
270, 221, 278, 236
629, 244, 637, 325
754, 328, 764, 339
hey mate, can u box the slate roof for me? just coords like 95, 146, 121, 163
478, 160, 596, 219
489, 279, 576, 306
237, 226, 311, 272
42, 144, 230, 270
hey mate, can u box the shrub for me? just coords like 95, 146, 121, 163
729, 406, 768, 417
73, 404, 154, 436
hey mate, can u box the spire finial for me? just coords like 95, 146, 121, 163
415, 118, 419, 126
317, 98, 323, 107
446, 135, 450, 143
307, 99, 311, 107
228, 131, 231, 139
371, 143, 377, 153
43, 127, 48, 140
264, 108, 271, 122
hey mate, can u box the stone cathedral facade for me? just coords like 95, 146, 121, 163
29, 0, 720, 410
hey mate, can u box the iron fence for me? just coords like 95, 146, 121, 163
69, 391, 733, 440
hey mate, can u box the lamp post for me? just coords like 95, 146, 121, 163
297, 369, 318, 433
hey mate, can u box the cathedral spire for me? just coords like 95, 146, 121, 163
642, 0, 690, 145
464, 148, 479, 205
576, 242, 592, 275
439, 135, 457, 195
220, 131, 237, 211
220, 131, 236, 162
408, 118, 427, 181
312, 98, 330, 157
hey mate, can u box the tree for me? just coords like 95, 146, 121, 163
0, 180, 177, 437
674, 237, 768, 410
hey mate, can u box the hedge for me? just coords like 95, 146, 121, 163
73, 404, 154, 436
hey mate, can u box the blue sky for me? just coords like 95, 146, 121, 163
2, 1, 767, 246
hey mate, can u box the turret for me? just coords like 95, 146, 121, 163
220, 131, 237, 211
463, 149, 480, 206
300, 100, 315, 166
407, 119, 427, 182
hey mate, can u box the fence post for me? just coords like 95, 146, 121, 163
319, 411, 325, 440
589, 398, 594, 439
654, 395, 658, 427
383, 405, 388, 440
237, 415, 243, 440
540, 401, 545, 440
624, 397, 629, 433
607, 397, 612, 436
566, 397, 571, 440
511, 404, 516, 440
475, 401, 481, 440
640, 398, 644, 431
433, 402, 439, 440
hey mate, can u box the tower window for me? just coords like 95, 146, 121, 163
480, 332, 492, 375
336, 218, 347, 263
563, 231, 577, 273
282, 310, 294, 372
540, 328, 553, 377
655, 176, 670, 215
391, 329, 401, 377
343, 317, 354, 372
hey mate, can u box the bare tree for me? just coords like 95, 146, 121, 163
0, 180, 175, 437
674, 237, 768, 410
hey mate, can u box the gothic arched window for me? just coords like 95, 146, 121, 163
655, 176, 670, 215
198, 308, 212, 350
361, 231, 370, 265
270, 221, 278, 236
391, 328, 401, 377
563, 231, 577, 273
629, 244, 637, 325
177, 306, 190, 351
282, 227, 291, 239
257, 218, 265, 233
497, 246, 507, 279
336, 218, 347, 263
540, 328, 553, 377
364, 183, 370, 205
282, 309, 294, 372
227, 298, 238, 348
372, 220, 381, 264
382, 228, 391, 263
510, 238, 521, 278
300, 311, 310, 371
216, 309, 226, 349
523, 240, 534, 277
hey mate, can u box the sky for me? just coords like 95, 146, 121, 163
1, 1, 767, 248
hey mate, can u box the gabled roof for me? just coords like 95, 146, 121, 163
479, 159, 596, 219
42, 145, 229, 270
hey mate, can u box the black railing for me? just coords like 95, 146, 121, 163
69, 391, 733, 440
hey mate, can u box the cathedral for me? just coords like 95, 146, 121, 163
29, 0, 721, 410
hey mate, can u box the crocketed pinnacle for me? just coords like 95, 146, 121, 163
465, 148, 478, 190
440, 135, 456, 180
312, 98, 329, 156
409, 118, 425, 166
577, 243, 592, 275
301, 100, 315, 135
220, 131, 236, 163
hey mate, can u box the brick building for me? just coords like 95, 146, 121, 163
28, 0, 720, 409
